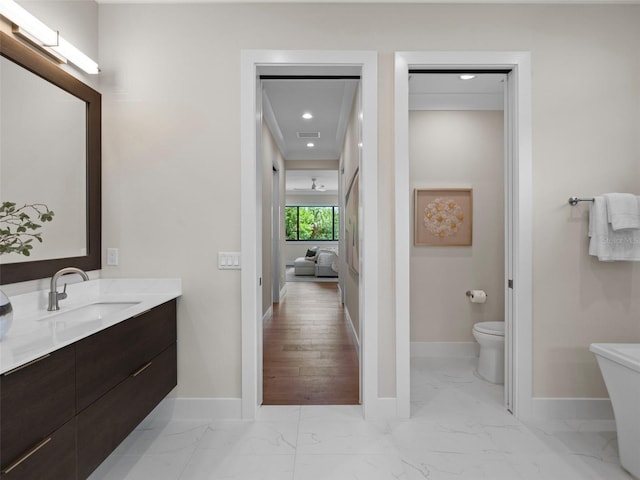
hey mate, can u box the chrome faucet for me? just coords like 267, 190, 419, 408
47, 267, 90, 311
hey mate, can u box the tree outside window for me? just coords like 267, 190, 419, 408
285, 206, 339, 241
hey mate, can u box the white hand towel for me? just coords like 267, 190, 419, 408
604, 193, 640, 230
589, 196, 640, 261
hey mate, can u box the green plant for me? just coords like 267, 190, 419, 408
0, 202, 54, 256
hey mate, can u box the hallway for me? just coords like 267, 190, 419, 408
262, 282, 359, 405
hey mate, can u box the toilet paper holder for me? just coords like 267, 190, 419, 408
466, 290, 488, 298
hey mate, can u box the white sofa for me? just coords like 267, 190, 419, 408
294, 247, 339, 277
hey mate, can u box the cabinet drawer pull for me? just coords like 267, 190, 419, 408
131, 361, 153, 377
2, 354, 51, 376
1, 437, 52, 474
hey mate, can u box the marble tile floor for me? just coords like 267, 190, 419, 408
89, 357, 634, 480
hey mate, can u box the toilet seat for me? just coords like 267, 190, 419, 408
473, 321, 505, 337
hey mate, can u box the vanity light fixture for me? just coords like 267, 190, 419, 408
0, 0, 57, 45
54, 36, 100, 74
0, 0, 99, 74
302, 112, 313, 120
459, 74, 476, 80
306, 142, 315, 148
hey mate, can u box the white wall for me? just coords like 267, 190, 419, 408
285, 194, 338, 205
410, 111, 504, 342
261, 122, 281, 315
99, 3, 640, 400
341, 85, 361, 339
4, 3, 636, 401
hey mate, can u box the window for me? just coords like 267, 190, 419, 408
285, 206, 339, 241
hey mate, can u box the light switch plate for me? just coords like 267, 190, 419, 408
218, 252, 241, 270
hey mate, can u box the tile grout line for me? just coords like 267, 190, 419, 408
174, 421, 211, 480
292, 405, 302, 480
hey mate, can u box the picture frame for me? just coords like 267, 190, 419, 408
414, 188, 473, 246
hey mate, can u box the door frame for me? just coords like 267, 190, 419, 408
394, 51, 533, 420
240, 50, 378, 419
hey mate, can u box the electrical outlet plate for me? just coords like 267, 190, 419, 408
106, 248, 119, 266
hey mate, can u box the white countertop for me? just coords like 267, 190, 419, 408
0, 278, 182, 375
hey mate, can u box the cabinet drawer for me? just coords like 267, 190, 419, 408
0, 345, 75, 469
76, 299, 176, 411
77, 343, 177, 479
0, 418, 76, 480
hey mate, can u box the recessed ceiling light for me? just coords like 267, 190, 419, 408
302, 112, 313, 120
306, 142, 315, 148
459, 74, 476, 80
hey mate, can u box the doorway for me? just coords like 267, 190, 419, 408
240, 50, 379, 420
394, 52, 533, 420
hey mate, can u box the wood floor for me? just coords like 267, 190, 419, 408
263, 281, 360, 405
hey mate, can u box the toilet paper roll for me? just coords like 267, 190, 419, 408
468, 290, 487, 304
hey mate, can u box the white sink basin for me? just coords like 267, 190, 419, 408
44, 302, 140, 323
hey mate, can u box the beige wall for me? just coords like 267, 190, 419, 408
5, 3, 640, 401
410, 111, 504, 342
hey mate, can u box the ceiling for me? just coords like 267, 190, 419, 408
262, 78, 358, 161
273, 72, 507, 194
409, 73, 506, 110
259, 66, 359, 195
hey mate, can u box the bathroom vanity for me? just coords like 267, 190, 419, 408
0, 279, 181, 479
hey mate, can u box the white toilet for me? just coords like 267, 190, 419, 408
472, 321, 505, 384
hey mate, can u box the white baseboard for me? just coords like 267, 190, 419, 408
145, 397, 243, 423
143, 397, 613, 424
279, 284, 287, 302
531, 397, 614, 420
344, 306, 360, 354
262, 305, 273, 325
411, 341, 479, 358
337, 284, 343, 304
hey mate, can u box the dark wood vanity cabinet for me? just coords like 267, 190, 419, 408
0, 346, 76, 479
77, 344, 177, 478
0, 299, 177, 480
76, 301, 177, 478
76, 300, 177, 412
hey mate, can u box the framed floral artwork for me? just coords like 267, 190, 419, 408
414, 188, 473, 246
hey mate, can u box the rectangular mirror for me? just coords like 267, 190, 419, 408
0, 32, 101, 284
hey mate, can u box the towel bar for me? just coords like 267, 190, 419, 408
568, 197, 595, 206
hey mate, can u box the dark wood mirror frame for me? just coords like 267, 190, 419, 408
0, 32, 101, 285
